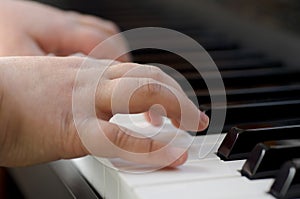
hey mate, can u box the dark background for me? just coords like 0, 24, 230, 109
35, 0, 300, 35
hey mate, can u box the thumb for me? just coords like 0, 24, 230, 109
77, 118, 188, 167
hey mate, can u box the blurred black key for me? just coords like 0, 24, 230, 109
134, 57, 281, 74
190, 84, 300, 104
179, 68, 300, 90
214, 59, 281, 70
241, 140, 300, 179
127, 37, 238, 52
269, 159, 300, 199
203, 100, 300, 132
217, 124, 300, 161
133, 49, 264, 64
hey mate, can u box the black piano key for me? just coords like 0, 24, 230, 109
178, 68, 300, 90
127, 37, 239, 52
191, 84, 300, 104
209, 49, 264, 60
217, 124, 300, 161
269, 159, 300, 199
202, 100, 300, 132
214, 59, 282, 70
162, 59, 282, 72
241, 140, 300, 179
116, 16, 209, 30
135, 56, 281, 73
133, 49, 264, 63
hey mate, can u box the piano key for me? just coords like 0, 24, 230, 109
72, 156, 107, 198
74, 156, 273, 199
133, 177, 274, 199
108, 158, 245, 187
73, 114, 275, 199
217, 124, 300, 161
269, 158, 300, 199
191, 84, 300, 104
135, 58, 282, 76
162, 58, 282, 72
178, 68, 300, 90
73, 138, 274, 199
133, 49, 264, 64
210, 49, 264, 60
241, 140, 300, 179
127, 36, 239, 52
115, 16, 210, 30
109, 113, 226, 160
215, 59, 282, 70
203, 100, 300, 132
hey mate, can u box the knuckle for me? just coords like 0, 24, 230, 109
147, 138, 155, 153
83, 28, 104, 39
66, 11, 81, 18
121, 62, 140, 69
110, 124, 154, 153
64, 11, 80, 26
146, 66, 164, 80
54, 11, 79, 34
58, 111, 87, 158
140, 78, 162, 97
147, 83, 162, 96
78, 30, 105, 50
111, 126, 129, 149
105, 20, 120, 34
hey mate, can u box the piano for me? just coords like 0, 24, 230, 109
9, 0, 300, 198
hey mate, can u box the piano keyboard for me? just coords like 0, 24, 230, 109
73, 114, 275, 199
72, 0, 300, 198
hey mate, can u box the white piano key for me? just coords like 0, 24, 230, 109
74, 136, 274, 199
99, 134, 226, 175
72, 156, 107, 197
134, 177, 275, 199
74, 115, 270, 199
110, 113, 224, 148
115, 158, 245, 187
75, 155, 273, 199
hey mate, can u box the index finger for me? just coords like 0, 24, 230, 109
105, 77, 209, 132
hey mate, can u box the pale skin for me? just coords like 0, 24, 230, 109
0, 1, 209, 168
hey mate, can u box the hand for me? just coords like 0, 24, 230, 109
0, 56, 209, 167
0, 0, 130, 61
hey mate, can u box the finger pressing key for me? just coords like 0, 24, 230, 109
77, 118, 188, 167
105, 77, 209, 132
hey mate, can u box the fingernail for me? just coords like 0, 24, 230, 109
200, 112, 209, 124
150, 114, 163, 126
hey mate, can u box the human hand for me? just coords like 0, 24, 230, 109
0, 56, 209, 167
0, 0, 129, 61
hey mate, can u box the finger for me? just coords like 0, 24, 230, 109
105, 63, 185, 94
144, 111, 164, 126
84, 59, 121, 68
0, 35, 45, 56
69, 13, 132, 62
34, 22, 130, 62
77, 118, 188, 167
99, 78, 209, 131
105, 63, 192, 127
71, 28, 130, 62
57, 28, 125, 59
76, 13, 120, 35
